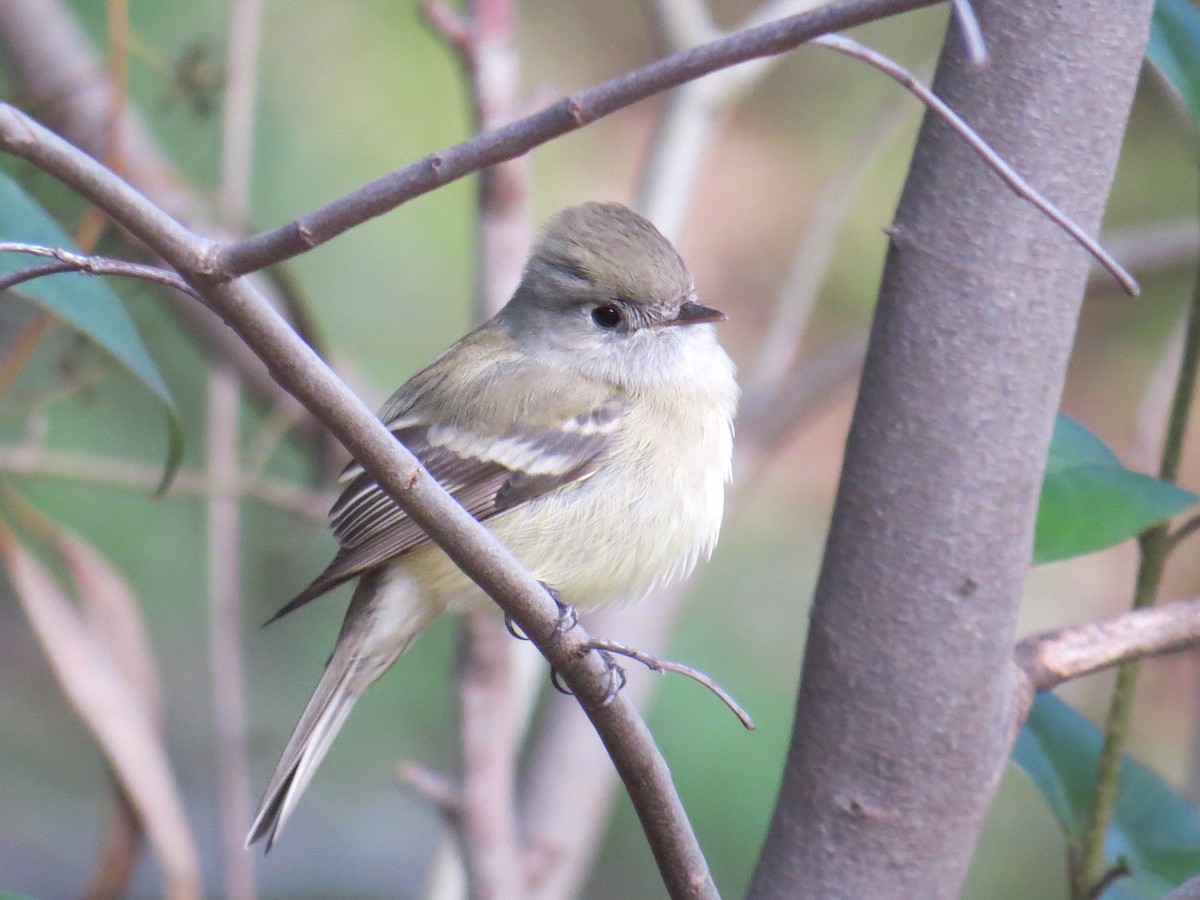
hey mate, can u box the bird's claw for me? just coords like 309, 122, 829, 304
504, 582, 577, 643
550, 650, 626, 707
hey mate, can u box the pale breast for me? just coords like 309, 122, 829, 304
410, 346, 737, 615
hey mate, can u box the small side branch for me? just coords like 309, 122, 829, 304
811, 34, 1138, 296
1013, 597, 1200, 695
585, 639, 755, 731
0, 242, 200, 298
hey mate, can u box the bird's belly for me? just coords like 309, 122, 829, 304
407, 425, 727, 616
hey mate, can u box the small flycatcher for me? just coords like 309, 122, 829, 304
247, 202, 738, 849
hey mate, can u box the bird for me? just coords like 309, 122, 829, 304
246, 201, 738, 850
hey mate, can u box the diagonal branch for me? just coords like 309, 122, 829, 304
212, 0, 941, 278
0, 103, 717, 900
811, 33, 1138, 295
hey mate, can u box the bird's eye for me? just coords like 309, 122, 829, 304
591, 304, 623, 329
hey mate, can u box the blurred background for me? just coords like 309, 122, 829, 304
0, 1, 1197, 897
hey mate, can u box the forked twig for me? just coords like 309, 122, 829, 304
583, 639, 755, 730
0, 241, 200, 297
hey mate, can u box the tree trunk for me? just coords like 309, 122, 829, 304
749, 1, 1154, 897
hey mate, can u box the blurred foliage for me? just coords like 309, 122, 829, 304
1015, 694, 1200, 898
1, 1, 1199, 898
0, 172, 181, 488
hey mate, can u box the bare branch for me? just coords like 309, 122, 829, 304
0, 241, 200, 298
205, 369, 254, 900
206, 0, 265, 893
1013, 598, 1200, 694
811, 33, 1139, 296
86, 784, 143, 900
456, 614, 526, 900
212, 0, 941, 278
950, 0, 987, 67
584, 639, 755, 730
398, 762, 464, 822
0, 442, 329, 520
422, 2, 473, 61
746, 105, 909, 391
640, 0, 717, 51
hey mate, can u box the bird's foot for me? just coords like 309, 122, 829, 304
550, 650, 627, 707
503, 582, 577, 642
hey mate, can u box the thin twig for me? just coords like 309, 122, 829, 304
0, 242, 200, 298
1085, 860, 1131, 899
746, 103, 909, 391
398, 762, 465, 822
584, 639, 755, 730
811, 33, 1138, 296
211, 0, 941, 278
85, 781, 143, 900
206, 370, 254, 900
421, 2, 473, 60
1167, 512, 1200, 553
950, 0, 987, 67
0, 442, 329, 520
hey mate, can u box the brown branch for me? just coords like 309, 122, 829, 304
205, 370, 254, 900
1013, 597, 1200, 696
584, 639, 755, 730
212, 0, 941, 279
399, 762, 464, 824
85, 781, 143, 900
0, 103, 718, 900
206, 0, 264, 894
457, 613, 526, 900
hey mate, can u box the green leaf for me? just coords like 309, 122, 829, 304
1014, 694, 1200, 895
1149, 0, 1200, 130
1034, 416, 1196, 565
0, 172, 181, 491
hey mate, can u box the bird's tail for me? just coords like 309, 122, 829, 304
246, 573, 430, 851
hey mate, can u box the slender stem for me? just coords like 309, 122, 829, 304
205, 369, 254, 900
207, 0, 264, 893
1076, 188, 1200, 897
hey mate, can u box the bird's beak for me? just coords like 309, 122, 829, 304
667, 300, 727, 327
